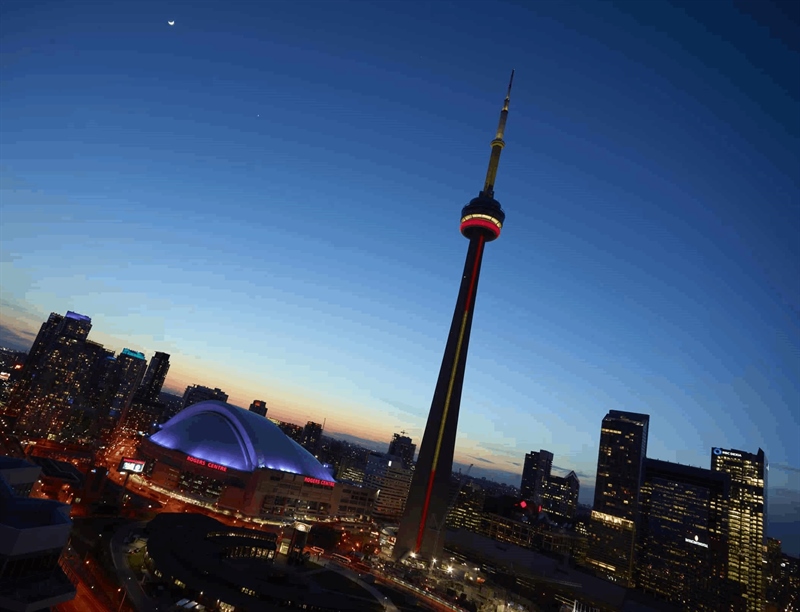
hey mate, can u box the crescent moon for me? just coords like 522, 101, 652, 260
168, 21, 175, 26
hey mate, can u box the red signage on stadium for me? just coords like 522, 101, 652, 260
187, 455, 228, 472
304, 477, 335, 487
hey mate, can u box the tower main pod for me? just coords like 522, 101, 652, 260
394, 73, 514, 561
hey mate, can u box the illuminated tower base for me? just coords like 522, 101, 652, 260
394, 73, 514, 561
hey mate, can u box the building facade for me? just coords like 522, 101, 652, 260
182, 385, 228, 410
388, 433, 416, 470
11, 311, 103, 441
712, 447, 767, 612
248, 400, 267, 417
637, 458, 744, 610
585, 410, 650, 587
542, 471, 580, 522
138, 352, 171, 405
520, 449, 554, 506
300, 422, 323, 455
364, 452, 413, 523
447, 482, 486, 532
110, 348, 147, 429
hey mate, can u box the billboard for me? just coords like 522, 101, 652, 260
119, 458, 146, 473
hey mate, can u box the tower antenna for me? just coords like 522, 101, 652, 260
482, 69, 515, 197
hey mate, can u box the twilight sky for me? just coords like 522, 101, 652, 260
1, 0, 798, 550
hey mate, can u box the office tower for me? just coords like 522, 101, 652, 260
446, 481, 486, 532
520, 449, 554, 506
109, 348, 147, 430
637, 458, 742, 611
542, 470, 580, 522
394, 73, 515, 561
11, 311, 101, 439
249, 399, 268, 417
388, 432, 416, 469
181, 384, 228, 409
138, 351, 171, 405
301, 421, 323, 454
585, 410, 650, 587
364, 452, 413, 523
712, 447, 767, 612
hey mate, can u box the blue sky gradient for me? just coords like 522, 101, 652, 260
1, 0, 798, 551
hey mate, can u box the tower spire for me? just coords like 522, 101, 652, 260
482, 69, 514, 197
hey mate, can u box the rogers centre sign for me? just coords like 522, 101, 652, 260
186, 455, 228, 472
304, 477, 335, 487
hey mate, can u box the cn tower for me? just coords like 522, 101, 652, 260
394, 72, 514, 561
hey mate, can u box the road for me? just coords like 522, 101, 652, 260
57, 580, 114, 612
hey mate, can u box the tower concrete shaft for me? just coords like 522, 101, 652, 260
394, 73, 514, 562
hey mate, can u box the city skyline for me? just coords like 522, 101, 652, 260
1, 0, 798, 555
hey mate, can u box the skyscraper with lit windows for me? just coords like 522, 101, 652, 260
11, 311, 99, 439
711, 447, 767, 612
585, 410, 649, 587
520, 449, 554, 506
637, 458, 745, 610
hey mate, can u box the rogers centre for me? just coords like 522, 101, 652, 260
138, 400, 374, 520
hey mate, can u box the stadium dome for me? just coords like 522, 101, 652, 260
148, 400, 334, 481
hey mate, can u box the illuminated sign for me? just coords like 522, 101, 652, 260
304, 477, 335, 487
591, 510, 634, 529
119, 458, 145, 473
186, 455, 228, 472
685, 537, 709, 548
713, 448, 742, 458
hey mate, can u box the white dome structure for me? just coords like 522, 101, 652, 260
148, 400, 333, 481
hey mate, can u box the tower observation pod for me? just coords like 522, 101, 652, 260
393, 72, 515, 562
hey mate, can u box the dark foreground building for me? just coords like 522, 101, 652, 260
144, 512, 383, 611
637, 458, 745, 611
0, 456, 77, 611
394, 73, 515, 561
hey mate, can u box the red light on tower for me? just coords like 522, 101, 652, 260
519, 500, 527, 509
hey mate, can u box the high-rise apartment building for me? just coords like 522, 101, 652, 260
273, 419, 304, 444
520, 449, 554, 505
110, 348, 147, 425
301, 421, 323, 455
249, 400, 267, 417
712, 447, 767, 612
388, 432, 416, 469
11, 311, 102, 440
585, 410, 649, 587
124, 352, 170, 435
182, 385, 228, 410
364, 452, 413, 523
637, 458, 744, 610
138, 351, 171, 405
542, 470, 580, 522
